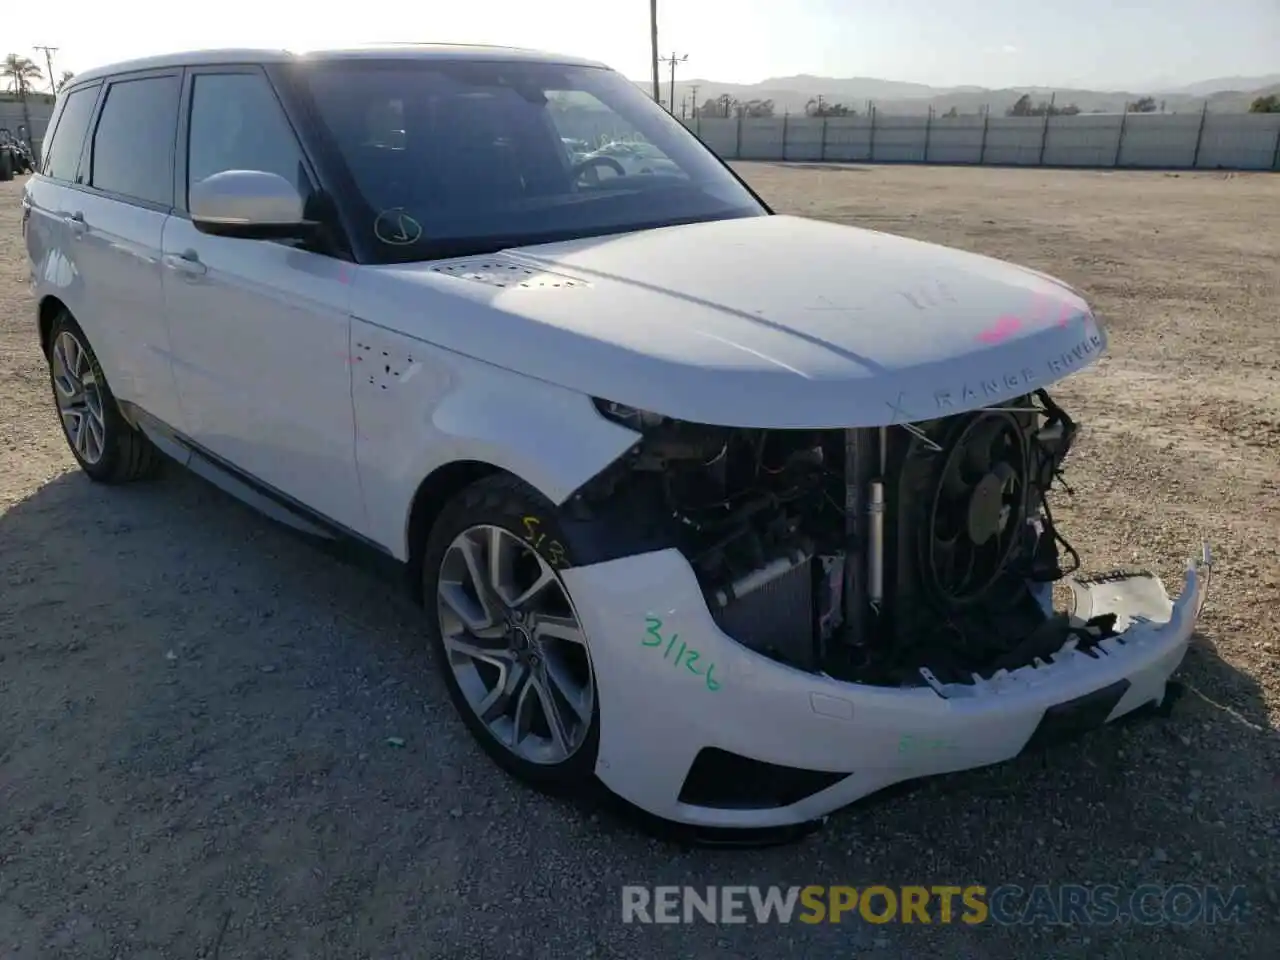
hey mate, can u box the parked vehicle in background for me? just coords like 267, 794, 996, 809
22, 44, 1210, 839
559, 136, 592, 162
0, 127, 35, 179
573, 138, 686, 180
578, 139, 682, 178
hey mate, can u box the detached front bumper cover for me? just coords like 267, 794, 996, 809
923, 542, 1212, 701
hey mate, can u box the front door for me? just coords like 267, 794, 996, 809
161, 67, 367, 536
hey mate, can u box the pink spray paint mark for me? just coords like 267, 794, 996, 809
979, 294, 1077, 345
977, 315, 1023, 344
1027, 292, 1051, 325
1034, 290, 1080, 328
1056, 298, 1075, 327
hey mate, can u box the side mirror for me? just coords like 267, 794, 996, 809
189, 170, 317, 240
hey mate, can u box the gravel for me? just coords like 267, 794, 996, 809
1, 164, 1277, 959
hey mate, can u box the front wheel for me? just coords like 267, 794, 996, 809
421, 474, 599, 791
46, 311, 163, 483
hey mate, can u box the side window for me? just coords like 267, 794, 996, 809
42, 86, 99, 182
187, 72, 307, 199
90, 75, 181, 206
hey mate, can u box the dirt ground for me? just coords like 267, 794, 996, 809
1, 164, 1278, 960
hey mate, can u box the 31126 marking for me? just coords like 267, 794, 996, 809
643, 615, 721, 692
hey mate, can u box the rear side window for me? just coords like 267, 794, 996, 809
42, 86, 98, 182
90, 75, 181, 206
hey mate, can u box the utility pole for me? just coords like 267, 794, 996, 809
660, 51, 688, 115
649, 0, 661, 104
689, 83, 700, 117
34, 45, 58, 94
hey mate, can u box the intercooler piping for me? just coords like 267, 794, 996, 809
711, 549, 810, 608
868, 481, 885, 608
867, 427, 887, 610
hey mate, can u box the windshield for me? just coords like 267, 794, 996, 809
293, 58, 767, 262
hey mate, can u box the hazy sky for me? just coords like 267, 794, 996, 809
8, 0, 1278, 91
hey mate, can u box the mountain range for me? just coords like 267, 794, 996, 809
636, 73, 1280, 116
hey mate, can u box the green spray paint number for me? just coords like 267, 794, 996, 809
643, 616, 721, 692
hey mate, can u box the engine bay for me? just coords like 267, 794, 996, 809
567, 391, 1113, 688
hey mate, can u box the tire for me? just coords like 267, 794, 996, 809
421, 473, 600, 792
46, 310, 163, 483
0, 151, 12, 182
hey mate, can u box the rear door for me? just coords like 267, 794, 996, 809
71, 70, 185, 429
161, 66, 367, 535
24, 82, 102, 341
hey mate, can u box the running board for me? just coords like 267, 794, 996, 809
133, 411, 337, 541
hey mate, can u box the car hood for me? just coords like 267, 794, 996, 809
355, 215, 1106, 428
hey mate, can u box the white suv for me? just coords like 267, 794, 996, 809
23, 45, 1210, 834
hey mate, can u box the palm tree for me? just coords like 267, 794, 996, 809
57, 70, 75, 93
3, 54, 42, 145
3, 54, 42, 95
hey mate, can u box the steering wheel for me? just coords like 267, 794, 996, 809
572, 155, 627, 185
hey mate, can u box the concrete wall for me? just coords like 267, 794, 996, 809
0, 101, 56, 158
686, 111, 1280, 171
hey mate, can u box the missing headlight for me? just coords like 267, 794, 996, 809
591, 398, 667, 432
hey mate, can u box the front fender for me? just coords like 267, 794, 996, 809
350, 318, 640, 559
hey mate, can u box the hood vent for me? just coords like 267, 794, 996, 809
429, 258, 588, 290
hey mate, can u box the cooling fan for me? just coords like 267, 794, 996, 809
920, 411, 1031, 608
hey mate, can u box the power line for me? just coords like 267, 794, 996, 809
659, 51, 688, 115
33, 46, 58, 94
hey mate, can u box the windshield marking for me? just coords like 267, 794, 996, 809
374, 208, 423, 245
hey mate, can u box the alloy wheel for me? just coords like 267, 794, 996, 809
50, 330, 107, 465
437, 524, 595, 765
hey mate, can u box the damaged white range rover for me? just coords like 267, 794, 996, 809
26, 44, 1210, 832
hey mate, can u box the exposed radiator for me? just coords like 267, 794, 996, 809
710, 552, 815, 671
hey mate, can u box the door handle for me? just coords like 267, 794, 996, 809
163, 250, 207, 278
64, 212, 86, 237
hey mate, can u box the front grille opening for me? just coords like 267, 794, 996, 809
570, 391, 1091, 689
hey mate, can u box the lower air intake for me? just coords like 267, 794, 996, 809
678, 747, 850, 810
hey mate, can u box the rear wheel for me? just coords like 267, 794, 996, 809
421, 474, 599, 790
47, 311, 163, 483
0, 151, 12, 181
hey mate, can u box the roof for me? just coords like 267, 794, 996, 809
71, 43, 609, 86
